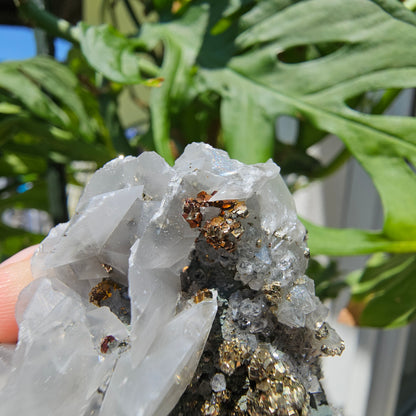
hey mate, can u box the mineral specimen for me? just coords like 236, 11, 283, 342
0, 143, 344, 415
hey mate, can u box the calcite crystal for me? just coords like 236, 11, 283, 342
0, 143, 343, 415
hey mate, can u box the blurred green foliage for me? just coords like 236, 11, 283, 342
1, 0, 415, 327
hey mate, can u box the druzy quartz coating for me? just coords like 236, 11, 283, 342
0, 143, 343, 416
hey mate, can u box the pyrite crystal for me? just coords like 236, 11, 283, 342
0, 144, 343, 415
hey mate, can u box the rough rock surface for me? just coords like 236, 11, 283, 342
0, 143, 343, 415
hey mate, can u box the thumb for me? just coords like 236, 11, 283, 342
0, 245, 38, 343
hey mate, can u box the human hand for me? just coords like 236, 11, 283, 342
0, 245, 38, 343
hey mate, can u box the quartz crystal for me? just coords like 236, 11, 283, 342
0, 143, 344, 415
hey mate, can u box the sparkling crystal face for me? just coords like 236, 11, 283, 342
0, 143, 343, 416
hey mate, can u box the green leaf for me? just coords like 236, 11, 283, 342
17, 56, 95, 139
0, 152, 47, 176
0, 57, 94, 139
348, 254, 416, 328
221, 86, 275, 163
141, 3, 210, 163
0, 102, 21, 114
3, 120, 114, 165
306, 258, 345, 300
0, 116, 22, 146
302, 219, 416, 256
0, 61, 67, 127
148, 41, 177, 165
78, 23, 146, 84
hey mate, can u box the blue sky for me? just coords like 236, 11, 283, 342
0, 25, 71, 62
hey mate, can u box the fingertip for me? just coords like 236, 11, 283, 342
0, 253, 35, 343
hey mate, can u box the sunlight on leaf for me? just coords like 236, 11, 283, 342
346, 254, 416, 328
78, 23, 146, 84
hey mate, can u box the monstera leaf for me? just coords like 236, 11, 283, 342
0, 56, 115, 164
0, 56, 94, 141
77, 23, 149, 85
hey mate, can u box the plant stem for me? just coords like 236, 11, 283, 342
15, 0, 160, 78
15, 0, 80, 44
122, 0, 141, 29
138, 59, 160, 77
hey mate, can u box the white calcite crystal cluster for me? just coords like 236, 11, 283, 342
0, 143, 343, 416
